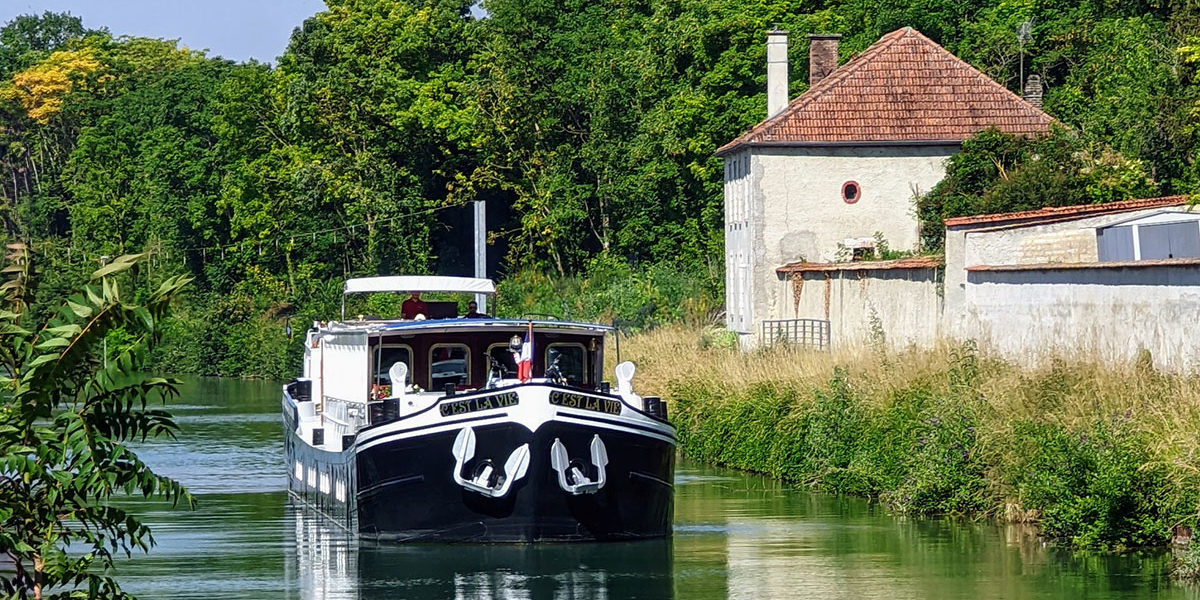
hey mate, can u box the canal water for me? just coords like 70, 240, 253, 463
113, 377, 1196, 599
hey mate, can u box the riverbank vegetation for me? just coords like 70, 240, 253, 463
0, 249, 191, 598
7, 2, 1200, 374
618, 326, 1200, 552
1175, 543, 1200, 581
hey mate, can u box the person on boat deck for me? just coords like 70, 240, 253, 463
401, 292, 427, 320
464, 301, 489, 319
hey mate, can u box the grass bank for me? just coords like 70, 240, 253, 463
616, 326, 1200, 554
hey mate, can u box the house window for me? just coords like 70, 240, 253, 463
842, 181, 860, 204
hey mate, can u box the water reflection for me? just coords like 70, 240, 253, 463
286, 504, 673, 600
109, 378, 1197, 600
673, 463, 1194, 600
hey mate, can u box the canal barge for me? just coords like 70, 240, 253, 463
282, 276, 675, 542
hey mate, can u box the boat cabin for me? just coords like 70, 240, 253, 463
365, 325, 605, 394
302, 277, 611, 411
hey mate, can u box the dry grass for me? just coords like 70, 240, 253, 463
606, 324, 847, 398
610, 325, 1200, 428
608, 324, 1200, 515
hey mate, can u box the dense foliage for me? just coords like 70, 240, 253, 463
0, 247, 191, 599
5, 1, 1200, 372
917, 126, 1159, 249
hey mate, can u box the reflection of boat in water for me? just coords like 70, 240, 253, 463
282, 276, 676, 542
287, 498, 674, 600
359, 538, 673, 600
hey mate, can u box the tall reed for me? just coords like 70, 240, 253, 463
612, 325, 1200, 551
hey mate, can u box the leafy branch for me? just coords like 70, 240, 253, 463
0, 247, 191, 599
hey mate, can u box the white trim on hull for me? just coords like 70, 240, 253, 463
353, 384, 675, 452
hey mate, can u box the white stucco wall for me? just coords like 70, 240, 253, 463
745, 145, 956, 339
945, 205, 1200, 370
777, 268, 942, 349
944, 206, 1196, 340
960, 264, 1200, 370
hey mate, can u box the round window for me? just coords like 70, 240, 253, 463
842, 181, 860, 204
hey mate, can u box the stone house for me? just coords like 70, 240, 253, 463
718, 27, 1053, 346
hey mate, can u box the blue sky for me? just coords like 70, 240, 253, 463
1, 1, 329, 63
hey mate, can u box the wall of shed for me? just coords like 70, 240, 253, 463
944, 206, 1200, 370
738, 144, 956, 346
944, 207, 1190, 341
960, 265, 1200, 370
777, 268, 942, 349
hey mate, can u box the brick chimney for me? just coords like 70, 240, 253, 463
1023, 75, 1043, 108
808, 34, 841, 87
766, 29, 788, 119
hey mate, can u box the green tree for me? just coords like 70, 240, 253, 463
918, 127, 1156, 249
0, 12, 92, 78
0, 246, 191, 599
274, 0, 479, 279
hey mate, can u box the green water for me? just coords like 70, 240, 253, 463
111, 377, 1197, 599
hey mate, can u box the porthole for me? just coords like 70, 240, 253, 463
842, 181, 861, 204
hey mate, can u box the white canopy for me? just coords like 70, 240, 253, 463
343, 276, 496, 296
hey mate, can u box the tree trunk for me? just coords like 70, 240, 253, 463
26, 155, 40, 195
33, 553, 43, 600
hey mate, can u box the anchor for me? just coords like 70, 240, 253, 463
451, 427, 530, 498
550, 435, 608, 495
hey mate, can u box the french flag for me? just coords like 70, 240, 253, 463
517, 323, 533, 382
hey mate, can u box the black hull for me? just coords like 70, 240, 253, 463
284, 393, 675, 542
357, 420, 674, 542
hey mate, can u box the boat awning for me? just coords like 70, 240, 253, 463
343, 276, 496, 296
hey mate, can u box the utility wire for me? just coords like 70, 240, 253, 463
26, 202, 468, 265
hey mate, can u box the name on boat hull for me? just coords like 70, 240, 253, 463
440, 392, 520, 417
549, 391, 622, 415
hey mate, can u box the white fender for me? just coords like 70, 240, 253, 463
388, 362, 408, 397
615, 361, 643, 409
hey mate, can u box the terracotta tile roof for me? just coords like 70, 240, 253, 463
943, 196, 1190, 228
716, 28, 1054, 154
777, 256, 943, 274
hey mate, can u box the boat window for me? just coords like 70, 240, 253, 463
486, 343, 518, 378
546, 343, 588, 386
373, 344, 413, 386
430, 344, 471, 390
